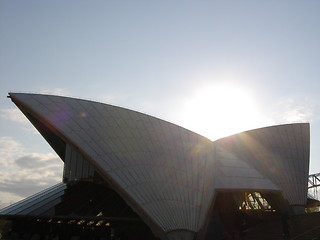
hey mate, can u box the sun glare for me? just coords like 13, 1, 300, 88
179, 84, 262, 140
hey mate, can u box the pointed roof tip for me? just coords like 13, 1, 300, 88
7, 92, 16, 99
7, 92, 18, 100
7, 92, 18, 98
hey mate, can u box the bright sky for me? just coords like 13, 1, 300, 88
1, 1, 320, 208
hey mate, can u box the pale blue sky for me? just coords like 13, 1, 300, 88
1, 0, 320, 207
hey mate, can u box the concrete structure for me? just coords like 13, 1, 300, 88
0, 93, 311, 240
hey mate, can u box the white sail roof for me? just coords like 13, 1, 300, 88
214, 123, 310, 206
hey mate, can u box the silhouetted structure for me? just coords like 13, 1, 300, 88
0, 93, 312, 240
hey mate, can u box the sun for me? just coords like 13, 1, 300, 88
178, 84, 263, 140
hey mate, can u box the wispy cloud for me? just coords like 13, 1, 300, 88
0, 193, 22, 209
14, 153, 60, 169
271, 96, 318, 124
0, 108, 29, 124
38, 88, 72, 96
0, 108, 39, 134
0, 136, 63, 208
96, 93, 132, 107
0, 136, 24, 164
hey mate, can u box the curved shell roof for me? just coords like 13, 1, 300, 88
214, 123, 310, 206
8, 93, 310, 238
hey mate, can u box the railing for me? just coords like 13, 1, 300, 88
309, 173, 320, 201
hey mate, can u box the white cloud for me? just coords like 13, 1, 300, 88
38, 88, 72, 96
0, 108, 29, 124
0, 108, 41, 134
0, 192, 22, 209
95, 93, 134, 108
271, 96, 318, 124
14, 152, 60, 168
0, 136, 63, 208
0, 137, 24, 164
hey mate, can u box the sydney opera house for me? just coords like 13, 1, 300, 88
0, 93, 312, 239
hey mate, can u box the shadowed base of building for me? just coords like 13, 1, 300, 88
0, 181, 157, 240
